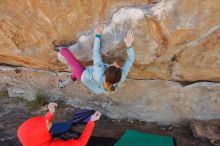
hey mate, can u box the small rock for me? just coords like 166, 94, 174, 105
210, 140, 220, 146
159, 124, 174, 132
190, 120, 220, 140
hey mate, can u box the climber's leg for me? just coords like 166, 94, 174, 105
60, 48, 85, 80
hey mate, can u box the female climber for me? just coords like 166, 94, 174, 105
55, 23, 135, 94
18, 102, 101, 146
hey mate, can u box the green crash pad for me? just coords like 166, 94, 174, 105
114, 130, 175, 146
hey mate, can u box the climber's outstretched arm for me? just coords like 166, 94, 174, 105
93, 23, 104, 65
118, 30, 135, 85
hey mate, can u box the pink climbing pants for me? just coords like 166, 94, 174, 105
60, 48, 85, 81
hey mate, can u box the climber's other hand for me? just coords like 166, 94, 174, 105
95, 23, 104, 35
124, 30, 134, 48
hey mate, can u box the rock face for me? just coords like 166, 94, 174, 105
0, 0, 152, 70
0, 66, 220, 123
68, 0, 220, 82
0, 0, 220, 81
0, 0, 220, 123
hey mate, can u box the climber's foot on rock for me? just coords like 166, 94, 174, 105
53, 41, 77, 52
58, 78, 75, 89
54, 45, 62, 52
59, 79, 65, 89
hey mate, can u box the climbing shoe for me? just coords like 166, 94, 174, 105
59, 79, 65, 88
54, 45, 62, 52
53, 41, 77, 52
59, 78, 75, 89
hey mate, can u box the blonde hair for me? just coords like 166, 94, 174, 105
103, 82, 115, 93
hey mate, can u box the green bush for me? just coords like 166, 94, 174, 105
26, 93, 47, 111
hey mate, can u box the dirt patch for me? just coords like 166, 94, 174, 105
0, 96, 213, 146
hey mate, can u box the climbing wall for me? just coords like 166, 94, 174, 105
0, 0, 220, 123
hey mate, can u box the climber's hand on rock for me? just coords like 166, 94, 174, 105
124, 30, 134, 48
48, 102, 58, 114
90, 111, 101, 122
95, 23, 104, 35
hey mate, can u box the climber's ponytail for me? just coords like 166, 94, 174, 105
103, 82, 115, 93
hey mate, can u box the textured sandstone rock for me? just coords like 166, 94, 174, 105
190, 120, 220, 140
0, 0, 152, 70
67, 0, 220, 81
0, 0, 220, 124
1, 66, 220, 123
0, 0, 219, 82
